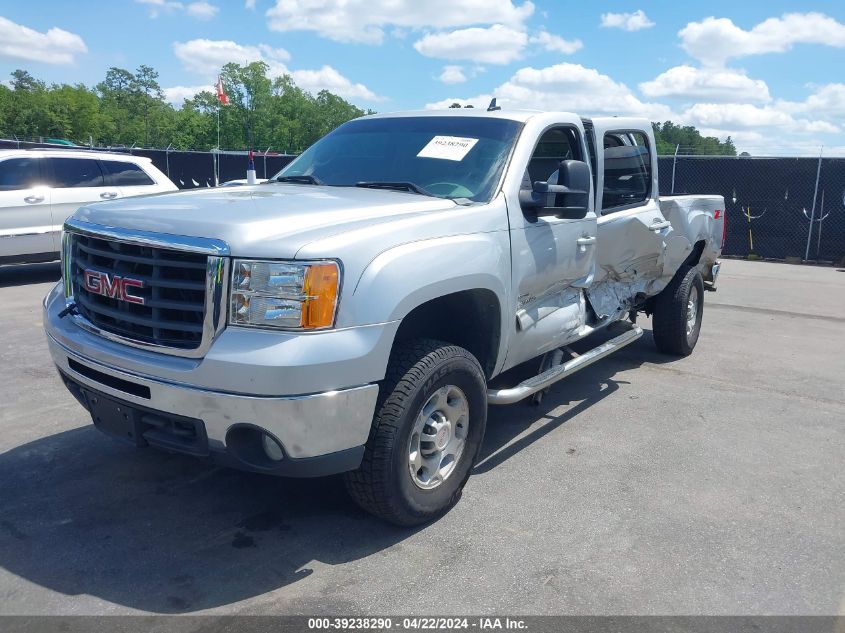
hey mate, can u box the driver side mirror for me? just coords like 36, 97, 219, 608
520, 159, 591, 218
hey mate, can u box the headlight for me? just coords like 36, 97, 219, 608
229, 259, 340, 330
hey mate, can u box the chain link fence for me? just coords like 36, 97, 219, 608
0, 138, 297, 189
658, 155, 845, 264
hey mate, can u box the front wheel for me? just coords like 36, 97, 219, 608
344, 339, 487, 526
652, 265, 704, 356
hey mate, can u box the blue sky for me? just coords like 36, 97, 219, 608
1, 1, 844, 154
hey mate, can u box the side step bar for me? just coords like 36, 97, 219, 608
487, 324, 644, 405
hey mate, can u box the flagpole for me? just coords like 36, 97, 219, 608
216, 76, 221, 187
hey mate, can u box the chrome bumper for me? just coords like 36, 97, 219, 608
47, 333, 379, 462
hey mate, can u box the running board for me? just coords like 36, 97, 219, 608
487, 324, 644, 405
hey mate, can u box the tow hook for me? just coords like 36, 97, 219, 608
58, 303, 78, 319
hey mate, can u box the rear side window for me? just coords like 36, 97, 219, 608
601, 131, 651, 212
101, 160, 155, 186
47, 158, 104, 188
0, 158, 41, 191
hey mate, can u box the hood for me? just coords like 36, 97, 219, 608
72, 183, 458, 258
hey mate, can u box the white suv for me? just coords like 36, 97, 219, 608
0, 149, 177, 264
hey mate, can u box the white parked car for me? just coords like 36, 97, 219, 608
0, 149, 177, 264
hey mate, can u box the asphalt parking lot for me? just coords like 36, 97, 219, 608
0, 259, 842, 615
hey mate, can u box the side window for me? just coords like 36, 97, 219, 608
46, 158, 104, 188
525, 127, 581, 185
0, 158, 41, 191
601, 131, 651, 212
101, 160, 155, 186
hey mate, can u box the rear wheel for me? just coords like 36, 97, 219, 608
652, 265, 704, 356
344, 339, 487, 526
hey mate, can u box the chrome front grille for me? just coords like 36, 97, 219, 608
63, 219, 229, 358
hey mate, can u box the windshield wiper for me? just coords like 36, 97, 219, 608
273, 174, 325, 185
355, 181, 435, 197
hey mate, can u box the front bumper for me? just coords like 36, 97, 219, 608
43, 282, 392, 475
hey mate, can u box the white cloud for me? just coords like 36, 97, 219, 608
289, 66, 380, 101
600, 10, 654, 32
136, 0, 180, 16
779, 83, 845, 118
530, 31, 582, 54
173, 39, 291, 77
796, 119, 839, 134
426, 62, 673, 120
171, 38, 381, 102
265, 0, 534, 44
804, 84, 845, 118
438, 65, 467, 84
136, 0, 220, 20
639, 65, 771, 103
680, 103, 839, 138
245, 0, 256, 8
682, 103, 793, 129
680, 12, 845, 66
186, 1, 219, 19
163, 84, 211, 106
414, 25, 527, 64
0, 16, 87, 64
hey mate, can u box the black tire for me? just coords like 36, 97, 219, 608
652, 265, 704, 356
344, 339, 487, 526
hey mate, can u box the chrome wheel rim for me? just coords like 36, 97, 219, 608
686, 285, 700, 337
408, 385, 469, 490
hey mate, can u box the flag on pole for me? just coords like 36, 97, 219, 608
216, 76, 229, 106
247, 148, 257, 185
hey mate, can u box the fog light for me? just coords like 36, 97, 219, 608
261, 433, 285, 461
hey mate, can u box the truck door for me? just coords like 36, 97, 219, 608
586, 118, 672, 319
502, 123, 598, 371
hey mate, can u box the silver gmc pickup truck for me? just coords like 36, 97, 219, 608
43, 107, 724, 525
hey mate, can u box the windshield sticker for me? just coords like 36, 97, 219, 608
417, 136, 479, 161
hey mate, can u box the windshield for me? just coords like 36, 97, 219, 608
271, 116, 523, 203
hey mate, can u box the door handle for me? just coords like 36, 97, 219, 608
100, 191, 118, 199
24, 195, 44, 204
576, 235, 596, 252
649, 220, 672, 231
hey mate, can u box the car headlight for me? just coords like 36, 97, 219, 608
229, 259, 340, 330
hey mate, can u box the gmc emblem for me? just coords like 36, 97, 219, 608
83, 270, 145, 305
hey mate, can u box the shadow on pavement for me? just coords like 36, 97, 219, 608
476, 329, 672, 473
0, 262, 61, 288
0, 327, 672, 613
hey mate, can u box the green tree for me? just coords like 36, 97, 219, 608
133, 64, 166, 147
652, 121, 736, 156
0, 63, 359, 152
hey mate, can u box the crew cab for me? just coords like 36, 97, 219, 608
43, 108, 723, 525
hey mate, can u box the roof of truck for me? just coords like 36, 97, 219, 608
360, 109, 652, 129
361, 109, 551, 123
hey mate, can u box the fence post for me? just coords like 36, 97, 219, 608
671, 144, 679, 194
804, 146, 823, 262
816, 190, 826, 259
165, 143, 173, 178
264, 146, 271, 178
